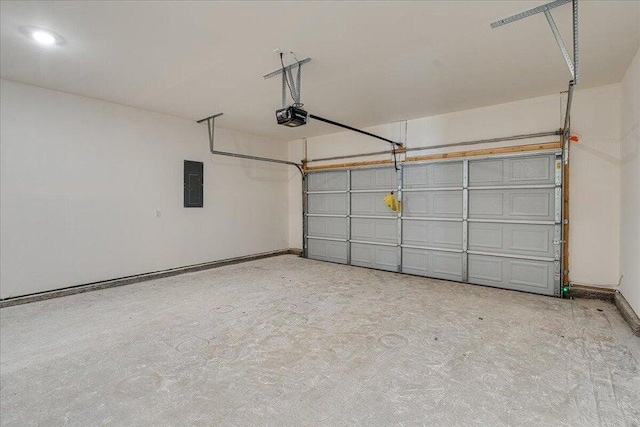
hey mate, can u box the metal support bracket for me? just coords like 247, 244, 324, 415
264, 57, 312, 80
264, 55, 311, 107
197, 113, 304, 175
560, 80, 575, 169
462, 160, 469, 281
396, 166, 403, 273
554, 261, 562, 296
347, 170, 352, 265
544, 8, 574, 79
554, 156, 563, 186
554, 187, 563, 223
491, 0, 579, 83
553, 225, 562, 260
302, 173, 308, 258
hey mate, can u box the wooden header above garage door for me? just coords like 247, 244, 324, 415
304, 141, 561, 171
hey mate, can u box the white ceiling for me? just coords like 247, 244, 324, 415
1, 1, 638, 141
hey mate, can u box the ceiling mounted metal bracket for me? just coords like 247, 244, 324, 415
264, 55, 311, 108
491, 0, 579, 84
263, 57, 311, 80
197, 112, 224, 141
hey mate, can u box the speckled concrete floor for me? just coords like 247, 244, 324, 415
1, 255, 639, 426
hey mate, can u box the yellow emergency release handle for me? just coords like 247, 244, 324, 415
384, 192, 401, 212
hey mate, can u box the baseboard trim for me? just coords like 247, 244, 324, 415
568, 284, 616, 302
0, 249, 301, 309
568, 284, 640, 337
614, 292, 640, 337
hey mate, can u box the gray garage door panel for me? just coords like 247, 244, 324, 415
351, 192, 397, 217
306, 152, 561, 297
469, 155, 555, 186
351, 243, 398, 272
307, 171, 348, 191
308, 217, 348, 240
403, 220, 463, 250
351, 218, 397, 244
308, 193, 348, 215
468, 188, 555, 221
467, 254, 554, 295
468, 222, 555, 258
403, 162, 463, 188
402, 248, 464, 281
403, 191, 463, 218
307, 239, 348, 264
351, 167, 396, 190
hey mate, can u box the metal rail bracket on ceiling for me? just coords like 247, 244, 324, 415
263, 55, 311, 109
197, 113, 304, 175
490, 0, 579, 84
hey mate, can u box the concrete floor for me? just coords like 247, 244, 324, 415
1, 255, 639, 426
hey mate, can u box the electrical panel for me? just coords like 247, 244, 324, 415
184, 160, 203, 208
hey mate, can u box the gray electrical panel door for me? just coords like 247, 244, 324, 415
184, 160, 204, 208
306, 171, 349, 264
304, 151, 562, 297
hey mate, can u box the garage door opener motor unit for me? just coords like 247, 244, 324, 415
276, 105, 308, 127
267, 52, 404, 160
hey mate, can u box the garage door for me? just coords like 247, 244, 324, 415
401, 161, 465, 282
466, 154, 562, 295
304, 150, 563, 296
350, 167, 399, 272
306, 171, 349, 264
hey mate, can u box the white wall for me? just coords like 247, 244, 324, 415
0, 79, 291, 299
569, 85, 621, 287
620, 48, 640, 314
289, 84, 622, 288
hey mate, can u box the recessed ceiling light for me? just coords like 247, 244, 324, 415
19, 26, 65, 46
32, 30, 56, 45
